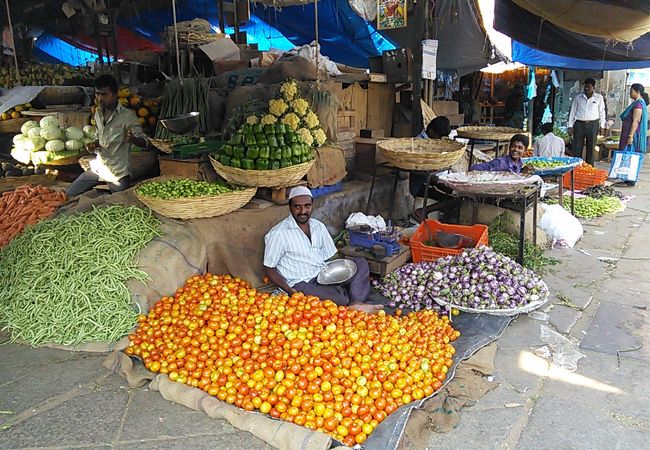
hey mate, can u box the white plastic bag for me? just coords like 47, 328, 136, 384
538, 203, 583, 248
345, 212, 387, 232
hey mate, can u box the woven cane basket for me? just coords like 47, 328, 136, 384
456, 126, 524, 141
210, 155, 315, 188
377, 138, 466, 171
135, 176, 256, 219
438, 172, 543, 196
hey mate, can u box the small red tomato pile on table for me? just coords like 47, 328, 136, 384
127, 274, 459, 446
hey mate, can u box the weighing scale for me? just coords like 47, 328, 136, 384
158, 112, 223, 159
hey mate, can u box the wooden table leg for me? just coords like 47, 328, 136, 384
387, 169, 400, 221
468, 140, 476, 168
365, 166, 379, 214
421, 171, 432, 223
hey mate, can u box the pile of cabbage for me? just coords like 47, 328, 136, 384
374, 247, 548, 312
11, 116, 96, 165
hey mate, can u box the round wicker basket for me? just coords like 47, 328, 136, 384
377, 138, 466, 171
135, 176, 257, 219
456, 126, 524, 141
210, 155, 315, 188
438, 172, 542, 196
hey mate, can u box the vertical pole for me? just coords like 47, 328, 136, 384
233, 0, 240, 44
217, 0, 225, 34
171, 0, 183, 83
527, 66, 535, 131
411, 0, 426, 136
314, 0, 319, 76
5, 0, 20, 84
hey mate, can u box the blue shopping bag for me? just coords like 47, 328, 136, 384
609, 146, 644, 182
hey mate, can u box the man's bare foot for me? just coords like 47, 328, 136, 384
349, 303, 384, 314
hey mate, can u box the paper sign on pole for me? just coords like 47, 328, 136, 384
422, 39, 438, 80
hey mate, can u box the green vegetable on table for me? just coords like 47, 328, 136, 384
489, 214, 557, 272
547, 196, 622, 219
137, 178, 238, 200
0, 206, 161, 346
527, 160, 568, 169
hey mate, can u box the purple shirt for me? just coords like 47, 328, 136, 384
470, 155, 523, 173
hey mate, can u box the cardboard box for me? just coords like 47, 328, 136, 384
447, 113, 465, 127
430, 100, 459, 116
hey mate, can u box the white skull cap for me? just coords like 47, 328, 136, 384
288, 186, 312, 200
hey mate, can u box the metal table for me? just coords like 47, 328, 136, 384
549, 168, 576, 216
365, 163, 452, 222
452, 184, 541, 266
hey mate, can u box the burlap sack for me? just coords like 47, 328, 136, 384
257, 56, 318, 84
149, 374, 332, 450
399, 344, 498, 449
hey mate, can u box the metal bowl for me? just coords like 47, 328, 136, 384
317, 259, 358, 285
159, 112, 200, 135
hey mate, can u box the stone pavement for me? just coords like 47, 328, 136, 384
1, 162, 650, 450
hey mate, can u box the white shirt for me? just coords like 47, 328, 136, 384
93, 103, 148, 182
533, 133, 565, 158
264, 215, 337, 287
568, 93, 606, 128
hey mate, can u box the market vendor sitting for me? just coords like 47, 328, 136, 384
65, 74, 149, 197
263, 186, 382, 313
469, 134, 534, 174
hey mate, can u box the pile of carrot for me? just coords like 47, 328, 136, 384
0, 185, 66, 247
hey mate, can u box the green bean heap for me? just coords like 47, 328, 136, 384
0, 206, 161, 346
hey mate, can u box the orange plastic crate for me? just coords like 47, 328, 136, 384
409, 220, 489, 262
562, 168, 608, 190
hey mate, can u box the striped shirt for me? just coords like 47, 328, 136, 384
263, 215, 337, 287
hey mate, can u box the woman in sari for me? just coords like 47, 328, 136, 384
618, 83, 648, 185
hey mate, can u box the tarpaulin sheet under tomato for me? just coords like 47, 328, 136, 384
362, 313, 511, 449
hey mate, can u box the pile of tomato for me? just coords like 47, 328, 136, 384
126, 274, 459, 446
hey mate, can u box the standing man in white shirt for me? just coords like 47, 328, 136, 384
533, 123, 566, 158
568, 78, 606, 165
263, 186, 382, 313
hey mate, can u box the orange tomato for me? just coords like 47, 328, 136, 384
128, 273, 459, 443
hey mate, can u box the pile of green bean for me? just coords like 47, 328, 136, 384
0, 206, 161, 346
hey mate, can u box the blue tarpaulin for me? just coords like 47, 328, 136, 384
120, 0, 395, 68
512, 41, 650, 71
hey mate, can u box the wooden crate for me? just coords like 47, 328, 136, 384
159, 156, 202, 180
0, 117, 30, 134
337, 110, 355, 130
339, 245, 411, 277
